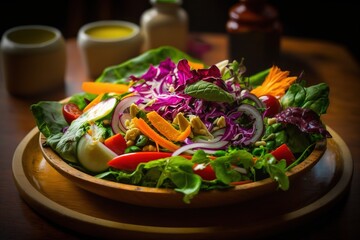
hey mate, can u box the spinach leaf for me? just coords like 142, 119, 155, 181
30, 101, 68, 138
280, 84, 306, 107
96, 46, 201, 84
281, 83, 329, 115
285, 125, 312, 154
184, 80, 234, 103
30, 101, 85, 163
302, 83, 330, 115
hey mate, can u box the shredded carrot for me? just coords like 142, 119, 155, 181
188, 61, 205, 70
250, 65, 297, 98
83, 93, 104, 112
82, 81, 129, 94
132, 117, 180, 152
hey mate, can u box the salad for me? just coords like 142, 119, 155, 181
31, 47, 331, 204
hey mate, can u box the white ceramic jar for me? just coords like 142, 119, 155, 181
77, 20, 143, 79
140, 0, 189, 52
1, 25, 66, 97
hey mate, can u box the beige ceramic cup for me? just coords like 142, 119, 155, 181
77, 20, 143, 79
1, 25, 66, 97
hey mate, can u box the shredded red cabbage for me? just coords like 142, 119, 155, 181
127, 58, 265, 147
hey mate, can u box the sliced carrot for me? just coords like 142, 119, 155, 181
83, 93, 104, 112
250, 65, 297, 98
132, 117, 179, 152
82, 81, 129, 94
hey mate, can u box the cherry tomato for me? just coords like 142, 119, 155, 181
259, 94, 282, 117
62, 103, 83, 124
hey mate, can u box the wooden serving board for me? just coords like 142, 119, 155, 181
12, 127, 353, 239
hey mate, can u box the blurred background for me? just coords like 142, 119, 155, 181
1, 0, 359, 62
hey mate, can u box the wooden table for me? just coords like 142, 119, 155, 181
1, 33, 359, 239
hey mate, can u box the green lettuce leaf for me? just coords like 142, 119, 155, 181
211, 150, 254, 184
30, 101, 68, 138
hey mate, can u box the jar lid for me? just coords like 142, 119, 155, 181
150, 0, 182, 5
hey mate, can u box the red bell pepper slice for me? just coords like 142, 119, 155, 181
108, 151, 219, 181
104, 133, 127, 155
108, 152, 176, 171
270, 143, 296, 165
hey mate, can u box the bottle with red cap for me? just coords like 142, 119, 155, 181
226, 0, 282, 74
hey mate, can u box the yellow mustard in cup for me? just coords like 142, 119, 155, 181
85, 25, 134, 39
77, 21, 143, 78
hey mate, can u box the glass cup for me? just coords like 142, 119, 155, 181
77, 20, 143, 79
1, 25, 66, 97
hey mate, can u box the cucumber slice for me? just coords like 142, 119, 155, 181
77, 133, 117, 173
84, 97, 117, 122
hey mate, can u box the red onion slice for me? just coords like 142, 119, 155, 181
111, 95, 141, 134
172, 141, 229, 156
240, 90, 265, 109
237, 104, 264, 145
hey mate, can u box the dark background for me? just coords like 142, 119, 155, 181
1, 0, 359, 62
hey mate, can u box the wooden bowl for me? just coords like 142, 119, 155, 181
39, 134, 327, 208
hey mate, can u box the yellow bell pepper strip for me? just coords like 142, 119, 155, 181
146, 111, 191, 142
188, 61, 205, 70
82, 81, 129, 94
250, 65, 297, 98
132, 117, 180, 152
146, 111, 181, 141
82, 93, 105, 112
176, 125, 191, 142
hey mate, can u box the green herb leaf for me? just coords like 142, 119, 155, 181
184, 80, 234, 103
211, 150, 254, 184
